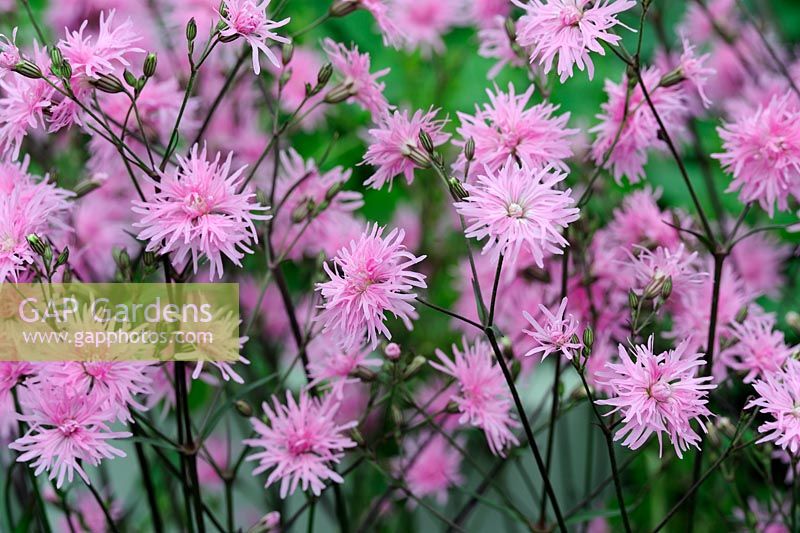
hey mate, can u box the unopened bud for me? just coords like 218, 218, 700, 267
143, 53, 158, 78
349, 427, 365, 446
325, 182, 343, 201
404, 146, 430, 168
448, 177, 469, 201
55, 247, 69, 268
445, 400, 460, 414
628, 289, 639, 310
384, 342, 401, 361
660, 277, 672, 300
235, 399, 253, 417
659, 68, 685, 88
49, 47, 63, 69
735, 306, 748, 324
186, 18, 198, 42
351, 366, 377, 382
281, 43, 294, 65
391, 405, 403, 427
323, 82, 355, 104
330, 0, 359, 17
26, 234, 46, 256
510, 358, 522, 380
60, 60, 72, 79
317, 63, 333, 88
91, 73, 125, 94
504, 17, 517, 42
626, 65, 638, 89
42, 245, 53, 265
13, 60, 43, 79
143, 250, 158, 267
787, 311, 800, 333
403, 355, 427, 380
465, 137, 475, 161
62, 267, 73, 283
418, 130, 434, 155
290, 201, 313, 223
73, 179, 103, 198
582, 326, 594, 349
116, 248, 131, 270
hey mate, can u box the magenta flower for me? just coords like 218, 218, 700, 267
219, 0, 290, 74
748, 358, 800, 454
713, 94, 800, 216
322, 38, 392, 118
430, 337, 520, 456
244, 391, 358, 498
10, 386, 131, 488
0, 28, 20, 80
316, 224, 427, 350
596, 337, 715, 457
455, 159, 580, 269
522, 297, 582, 360
395, 433, 463, 504
132, 143, 270, 280
513, 0, 637, 82
361, 107, 450, 190
454, 83, 576, 176
722, 313, 793, 383
59, 10, 144, 78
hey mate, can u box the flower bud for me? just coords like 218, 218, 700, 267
391, 405, 404, 427
115, 248, 131, 271
418, 130, 434, 155
186, 18, 198, 42
143, 250, 158, 267
281, 43, 294, 65
49, 47, 63, 69
325, 182, 343, 201
445, 400, 460, 414
384, 342, 401, 360
62, 267, 73, 283
42, 245, 53, 266
659, 67, 684, 88
349, 427, 365, 446
628, 289, 639, 310
91, 73, 125, 94
60, 60, 73, 79
351, 365, 377, 382
55, 247, 69, 268
504, 17, 516, 42
465, 137, 475, 161
235, 399, 253, 417
73, 179, 103, 198
510, 358, 522, 380
323, 82, 355, 104
330, 0, 359, 17
123, 69, 138, 88
582, 326, 594, 349
735, 306, 748, 324
291, 200, 313, 223
448, 177, 469, 201
660, 276, 672, 300
403, 355, 427, 380
14, 60, 43, 79
317, 62, 333, 88
26, 234, 47, 256
403, 146, 430, 168
143, 53, 158, 78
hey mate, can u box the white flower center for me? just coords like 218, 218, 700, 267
507, 202, 525, 218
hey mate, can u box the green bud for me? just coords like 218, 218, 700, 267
418, 130, 434, 155
49, 47, 63, 69
660, 276, 673, 300
26, 234, 47, 256
582, 326, 594, 349
55, 247, 70, 268
60, 60, 72, 79
659, 67, 684, 88
323, 82, 355, 104
402, 355, 427, 380
218, 31, 239, 43
735, 306, 748, 324
628, 289, 639, 311
91, 73, 125, 94
256, 188, 269, 207
391, 405, 403, 427
116, 248, 131, 270
445, 400, 460, 414
73, 179, 103, 198
330, 0, 359, 17
62, 267, 73, 283
465, 137, 475, 161
186, 18, 198, 42
143, 53, 158, 78
448, 177, 469, 201
316, 63, 333, 89
143, 250, 158, 267
14, 60, 43, 79
42, 245, 53, 266
510, 358, 522, 380
504, 17, 516, 42
123, 69, 138, 88
281, 43, 294, 65
290, 201, 313, 223
235, 400, 253, 417
349, 427, 365, 446
325, 182, 343, 201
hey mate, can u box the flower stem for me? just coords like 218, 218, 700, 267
131, 424, 164, 533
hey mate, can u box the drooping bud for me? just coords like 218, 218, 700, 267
235, 400, 253, 417
143, 53, 158, 78
26, 234, 47, 256
418, 130, 434, 155
402, 355, 427, 380
55, 247, 70, 268
448, 177, 469, 201
465, 137, 475, 161
13, 60, 43, 79
281, 43, 294, 65
91, 74, 125, 94
330, 0, 359, 17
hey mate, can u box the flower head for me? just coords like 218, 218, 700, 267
219, 0, 290, 74
132, 143, 270, 280
361, 107, 450, 190
675, 37, 715, 108
628, 244, 706, 301
357, 0, 405, 48
596, 337, 715, 457
59, 10, 144, 78
0, 28, 20, 80
322, 38, 392, 118
478, 17, 526, 79
722, 313, 794, 383
430, 337, 520, 456
388, 0, 463, 54
513, 0, 637, 82
244, 391, 357, 498
748, 358, 800, 454
454, 83, 576, 176
395, 433, 463, 504
307, 334, 380, 399
455, 159, 580, 269
522, 297, 582, 360
713, 94, 800, 216
10, 385, 131, 488
316, 224, 427, 350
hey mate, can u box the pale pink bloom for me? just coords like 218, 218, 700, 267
455, 159, 580, 269
596, 337, 715, 458
0, 362, 35, 396
59, 10, 144, 77
729, 225, 792, 297
0, 28, 20, 80
10, 386, 131, 488
591, 66, 687, 184
605, 188, 680, 249
513, 0, 636, 82
253, 511, 281, 532
307, 333, 380, 399
628, 244, 706, 301
454, 83, 576, 176
132, 143, 270, 280
0, 48, 53, 159
271, 148, 363, 260
522, 297, 582, 360
271, 47, 327, 131
395, 433, 463, 504
722, 313, 794, 383
713, 94, 800, 216
470, 0, 511, 27
362, 107, 450, 190
388, 0, 463, 54
675, 37, 715, 108
430, 337, 520, 456
167, 0, 220, 32
244, 391, 358, 498
219, 0, 290, 74
142, 363, 192, 417
40, 362, 153, 422
316, 224, 427, 350
478, 17, 526, 79
323, 38, 392, 118
748, 358, 800, 454
358, 0, 405, 48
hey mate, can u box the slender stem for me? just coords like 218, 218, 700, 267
416, 296, 484, 331
193, 50, 249, 145
131, 424, 164, 533
488, 255, 504, 327
484, 328, 567, 532
83, 478, 121, 533
19, 0, 47, 44
539, 356, 563, 525
793, 455, 798, 533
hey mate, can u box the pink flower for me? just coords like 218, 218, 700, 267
513, 0, 637, 82
454, 83, 576, 177
722, 313, 793, 383
358, 0, 405, 48
388, 0, 463, 54
361, 107, 450, 190
470, 0, 511, 27
395, 433, 463, 504
0, 28, 20, 80
132, 143, 270, 280
10, 385, 131, 488
628, 244, 706, 301
219, 0, 290, 75
430, 337, 520, 456
0, 362, 34, 396
0, 51, 53, 159
244, 391, 357, 498
59, 10, 144, 78
591, 66, 687, 184
316, 224, 427, 350
322, 38, 392, 118
729, 225, 792, 297
478, 17, 526, 79
748, 359, 800, 454
384, 342, 402, 360
307, 334, 380, 399
454, 159, 580, 269
713, 94, 800, 216
675, 37, 715, 108
522, 297, 582, 360
597, 337, 715, 458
